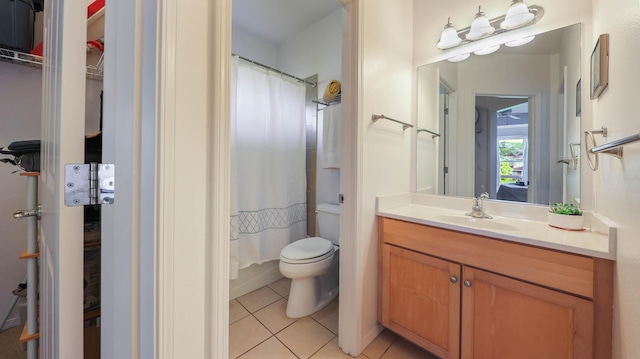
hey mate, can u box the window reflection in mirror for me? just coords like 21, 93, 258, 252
416, 23, 582, 206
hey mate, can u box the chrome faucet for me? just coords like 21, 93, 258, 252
466, 194, 492, 219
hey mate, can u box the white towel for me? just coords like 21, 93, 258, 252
322, 104, 341, 169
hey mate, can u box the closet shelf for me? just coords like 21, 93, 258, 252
19, 323, 39, 343
19, 248, 39, 260
84, 309, 100, 321
0, 47, 103, 80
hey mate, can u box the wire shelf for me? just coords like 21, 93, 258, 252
0, 47, 104, 80
313, 94, 341, 109
0, 48, 43, 68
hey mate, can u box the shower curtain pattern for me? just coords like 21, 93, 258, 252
229, 56, 307, 279
230, 203, 307, 240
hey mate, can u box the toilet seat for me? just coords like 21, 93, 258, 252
280, 237, 334, 264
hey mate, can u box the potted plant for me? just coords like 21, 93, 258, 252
548, 203, 584, 231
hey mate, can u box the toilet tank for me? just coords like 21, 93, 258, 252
316, 203, 340, 244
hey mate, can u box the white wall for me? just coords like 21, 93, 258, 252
231, 27, 278, 68
0, 62, 102, 329
559, 24, 582, 204
359, 0, 414, 348
278, 8, 343, 207
591, 0, 640, 357
416, 64, 438, 193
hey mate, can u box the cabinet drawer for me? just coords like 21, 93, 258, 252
379, 217, 595, 298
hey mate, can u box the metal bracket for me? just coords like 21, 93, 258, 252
13, 206, 41, 220
64, 163, 115, 206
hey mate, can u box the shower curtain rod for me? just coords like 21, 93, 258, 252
233, 54, 317, 88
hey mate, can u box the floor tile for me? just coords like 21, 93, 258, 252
363, 329, 398, 359
380, 336, 439, 359
276, 317, 335, 359
237, 286, 282, 313
311, 298, 339, 334
253, 298, 297, 334
237, 337, 297, 359
311, 337, 368, 358
229, 299, 250, 324
229, 315, 272, 358
267, 277, 292, 297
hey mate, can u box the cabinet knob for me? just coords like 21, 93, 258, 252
464, 280, 472, 288
450, 276, 458, 284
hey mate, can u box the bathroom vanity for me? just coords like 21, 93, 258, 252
376, 194, 615, 359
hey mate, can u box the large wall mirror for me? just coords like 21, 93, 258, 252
416, 23, 582, 206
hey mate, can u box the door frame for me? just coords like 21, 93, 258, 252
101, 0, 157, 357
102, 0, 231, 357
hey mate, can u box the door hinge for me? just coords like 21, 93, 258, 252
339, 194, 344, 204
444, 166, 449, 174
64, 163, 115, 206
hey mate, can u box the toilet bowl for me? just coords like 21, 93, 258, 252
279, 203, 340, 318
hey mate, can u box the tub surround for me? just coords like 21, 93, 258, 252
376, 193, 617, 260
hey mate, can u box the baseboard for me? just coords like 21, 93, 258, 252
361, 323, 384, 354
1, 316, 20, 331
229, 260, 284, 300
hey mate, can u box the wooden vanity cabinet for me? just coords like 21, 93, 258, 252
378, 217, 613, 359
380, 244, 461, 358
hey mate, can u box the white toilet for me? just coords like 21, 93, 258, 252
279, 203, 340, 318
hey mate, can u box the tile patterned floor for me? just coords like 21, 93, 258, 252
230, 278, 438, 359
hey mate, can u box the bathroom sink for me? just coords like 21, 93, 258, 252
432, 214, 519, 231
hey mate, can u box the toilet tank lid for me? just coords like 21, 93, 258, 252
316, 203, 340, 214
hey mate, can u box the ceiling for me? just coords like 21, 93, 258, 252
232, 0, 342, 46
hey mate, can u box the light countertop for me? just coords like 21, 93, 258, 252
376, 193, 617, 260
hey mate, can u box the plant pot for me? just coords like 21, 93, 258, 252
547, 212, 584, 231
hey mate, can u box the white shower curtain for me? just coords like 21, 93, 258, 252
230, 56, 307, 279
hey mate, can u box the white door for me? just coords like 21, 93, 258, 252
39, 0, 87, 358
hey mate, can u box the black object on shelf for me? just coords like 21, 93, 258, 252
0, 0, 37, 52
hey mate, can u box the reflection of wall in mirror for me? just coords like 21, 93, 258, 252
416, 61, 458, 194
559, 24, 582, 205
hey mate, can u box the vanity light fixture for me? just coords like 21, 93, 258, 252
437, 18, 463, 49
501, 0, 535, 30
467, 6, 495, 41
474, 44, 501, 55
447, 53, 471, 63
505, 35, 536, 47
435, 3, 544, 59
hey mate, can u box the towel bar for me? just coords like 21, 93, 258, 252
584, 126, 640, 171
371, 114, 413, 131
417, 128, 441, 139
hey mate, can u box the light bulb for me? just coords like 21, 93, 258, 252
437, 18, 463, 50
501, 0, 535, 30
466, 6, 495, 41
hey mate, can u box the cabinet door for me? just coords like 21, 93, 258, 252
461, 267, 593, 359
381, 244, 461, 359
